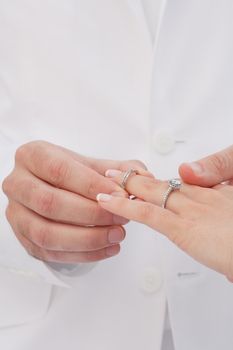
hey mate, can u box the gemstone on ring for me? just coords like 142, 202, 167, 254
161, 178, 182, 209
168, 178, 182, 189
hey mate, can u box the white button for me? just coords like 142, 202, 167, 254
153, 130, 175, 155
140, 267, 163, 294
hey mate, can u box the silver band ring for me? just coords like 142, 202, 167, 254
120, 169, 138, 190
161, 178, 182, 209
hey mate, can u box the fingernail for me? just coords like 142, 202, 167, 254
106, 245, 120, 257
105, 169, 122, 178
108, 228, 125, 243
96, 193, 112, 202
186, 162, 204, 175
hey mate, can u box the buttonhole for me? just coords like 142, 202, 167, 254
177, 272, 199, 279
175, 140, 186, 144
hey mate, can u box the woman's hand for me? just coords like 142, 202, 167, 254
96, 169, 233, 282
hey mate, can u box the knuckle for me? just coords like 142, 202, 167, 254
47, 158, 70, 188
15, 144, 29, 163
15, 141, 45, 164
27, 141, 51, 172
2, 175, 12, 196
36, 190, 56, 216
210, 153, 231, 173
30, 141, 48, 161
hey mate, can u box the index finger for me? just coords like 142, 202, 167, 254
17, 141, 124, 200
96, 194, 185, 238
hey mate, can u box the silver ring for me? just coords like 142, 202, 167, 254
120, 169, 138, 190
161, 178, 182, 209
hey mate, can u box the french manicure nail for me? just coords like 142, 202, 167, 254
105, 169, 122, 178
108, 228, 125, 244
96, 193, 112, 202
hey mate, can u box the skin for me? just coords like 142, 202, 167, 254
179, 145, 233, 187
2, 140, 148, 263
97, 168, 233, 282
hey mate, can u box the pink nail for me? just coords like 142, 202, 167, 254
96, 193, 112, 202
108, 228, 125, 243
105, 169, 122, 178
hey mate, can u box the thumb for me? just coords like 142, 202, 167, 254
179, 145, 233, 187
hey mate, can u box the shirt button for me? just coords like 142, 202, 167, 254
153, 130, 176, 155
140, 267, 163, 294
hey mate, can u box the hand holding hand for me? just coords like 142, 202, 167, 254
97, 169, 233, 281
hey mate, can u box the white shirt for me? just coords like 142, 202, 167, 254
1, 2, 233, 350
142, 0, 163, 40
142, 1, 175, 349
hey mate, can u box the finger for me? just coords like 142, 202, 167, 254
14, 230, 121, 263
105, 170, 193, 214
59, 148, 149, 176
6, 201, 126, 252
15, 141, 124, 200
106, 169, 227, 210
4, 171, 128, 226
96, 194, 186, 238
179, 145, 233, 187
6, 202, 121, 263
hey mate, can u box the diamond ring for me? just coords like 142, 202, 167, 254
161, 178, 182, 209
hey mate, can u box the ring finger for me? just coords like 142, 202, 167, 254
106, 170, 194, 214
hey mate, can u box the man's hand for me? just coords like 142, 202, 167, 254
179, 145, 233, 187
2, 141, 146, 263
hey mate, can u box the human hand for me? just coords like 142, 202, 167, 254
2, 141, 147, 263
179, 145, 233, 187
97, 169, 233, 281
